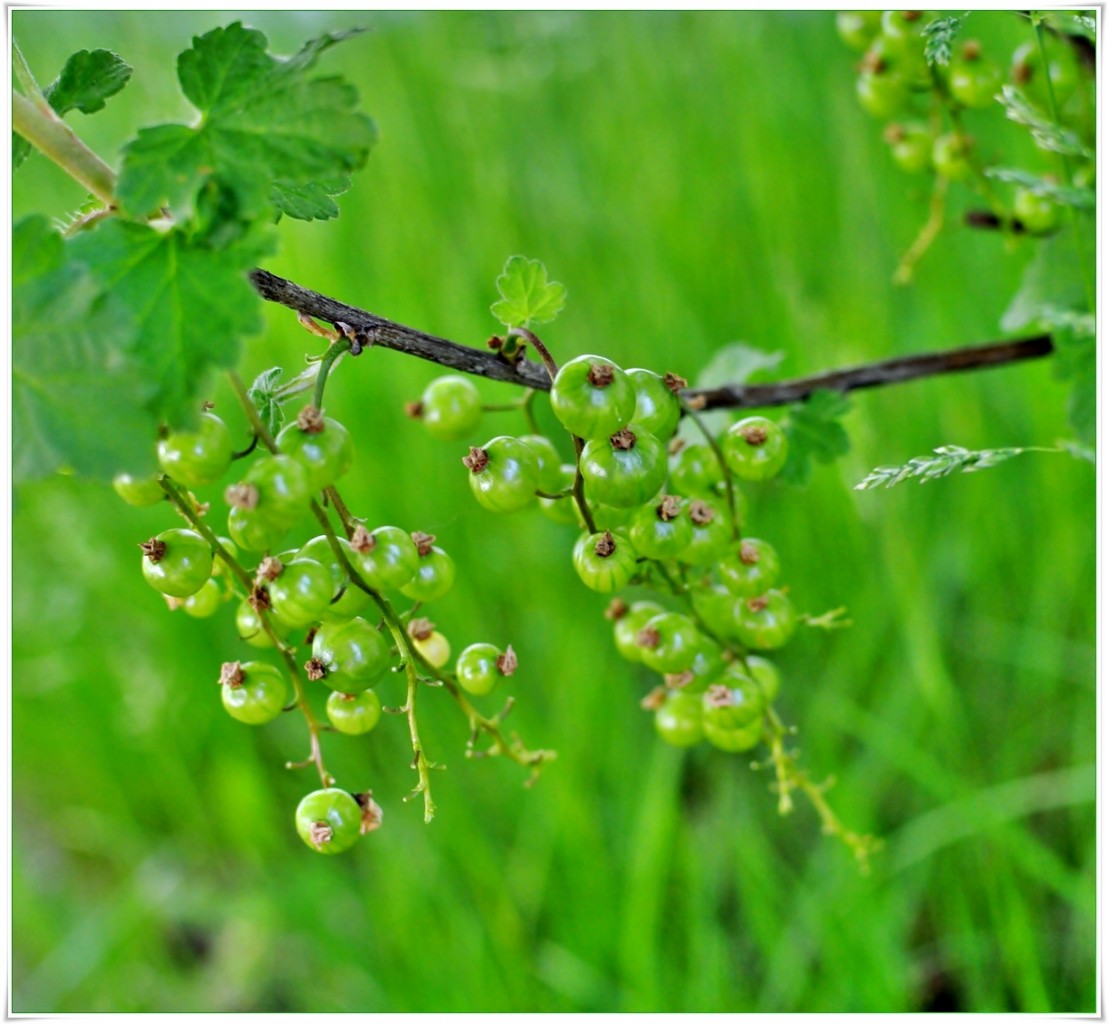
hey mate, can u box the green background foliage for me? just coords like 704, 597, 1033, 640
12, 10, 1095, 1012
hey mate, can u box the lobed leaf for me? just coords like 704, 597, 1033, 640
272, 177, 351, 221
490, 255, 567, 328
779, 388, 852, 485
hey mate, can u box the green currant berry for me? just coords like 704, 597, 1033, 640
682, 499, 733, 566
266, 557, 335, 629
540, 464, 580, 525
113, 472, 164, 507
352, 525, 420, 592
932, 132, 973, 181
326, 689, 382, 736
226, 505, 284, 553
417, 375, 482, 441
611, 599, 666, 662
704, 665, 766, 729
722, 417, 788, 482
856, 60, 909, 119
629, 495, 694, 560
703, 715, 763, 753
690, 584, 743, 642
736, 590, 797, 651
718, 538, 780, 597
210, 536, 237, 578
572, 529, 637, 593
220, 660, 288, 725
746, 655, 781, 703
654, 691, 704, 748
836, 10, 882, 51
666, 636, 727, 696
157, 412, 234, 488
276, 408, 354, 493
295, 788, 362, 854
1014, 187, 1059, 235
581, 426, 667, 509
311, 617, 391, 693
879, 10, 929, 57
635, 611, 701, 675
585, 502, 636, 532
1011, 39, 1079, 110
297, 535, 373, 622
183, 578, 223, 618
518, 434, 565, 493
455, 642, 517, 696
411, 625, 451, 669
884, 122, 934, 174
948, 41, 1003, 108
140, 529, 213, 598
627, 368, 682, 442
550, 355, 637, 441
400, 535, 456, 603
669, 442, 723, 497
235, 599, 288, 648
463, 436, 540, 514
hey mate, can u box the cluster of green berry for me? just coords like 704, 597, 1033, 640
839, 10, 1093, 234
414, 349, 800, 757
114, 398, 522, 854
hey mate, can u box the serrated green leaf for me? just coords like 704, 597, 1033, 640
985, 167, 1095, 210
13, 216, 158, 482
490, 255, 567, 328
675, 343, 784, 444
272, 177, 351, 221
779, 389, 852, 485
69, 220, 266, 423
1001, 233, 1089, 333
118, 22, 375, 220
248, 366, 288, 435
923, 14, 969, 67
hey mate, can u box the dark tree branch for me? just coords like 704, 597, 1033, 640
248, 268, 1055, 411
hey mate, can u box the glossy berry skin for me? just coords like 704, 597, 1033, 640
157, 412, 234, 487
613, 600, 665, 662
704, 716, 763, 754
836, 10, 882, 51
655, 691, 704, 748
949, 52, 1003, 109
400, 545, 455, 603
572, 530, 637, 593
466, 436, 541, 513
722, 417, 788, 483
636, 611, 701, 675
627, 368, 681, 442
856, 65, 909, 119
227, 506, 284, 554
456, 642, 503, 696
736, 590, 797, 651
242, 454, 311, 526
276, 416, 354, 492
746, 655, 781, 703
413, 630, 451, 669
1013, 188, 1059, 235
682, 500, 733, 566
540, 464, 580, 525
879, 10, 929, 58
550, 355, 637, 441
718, 538, 780, 597
312, 617, 391, 692
295, 788, 362, 854
268, 557, 335, 629
419, 375, 482, 441
221, 662, 288, 725
183, 578, 222, 618
690, 585, 743, 643
670, 637, 727, 696
141, 529, 213, 598
518, 434, 565, 493
1011, 40, 1079, 110
210, 536, 237, 578
113, 473, 164, 507
235, 599, 286, 648
355, 526, 420, 592
704, 664, 766, 728
885, 123, 933, 174
669, 443, 723, 497
932, 133, 973, 181
580, 427, 667, 509
297, 536, 372, 622
326, 689, 382, 736
629, 498, 693, 560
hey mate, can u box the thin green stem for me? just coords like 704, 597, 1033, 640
12, 39, 47, 106
680, 398, 739, 538
312, 338, 352, 411
12, 90, 117, 205
228, 371, 280, 453
159, 477, 252, 591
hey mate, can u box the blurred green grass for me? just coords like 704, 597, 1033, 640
12, 10, 1095, 1013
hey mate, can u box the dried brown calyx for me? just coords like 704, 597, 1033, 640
962, 38, 981, 61
636, 625, 661, 649
411, 531, 436, 557
463, 447, 489, 473
739, 424, 768, 446
587, 362, 615, 388
256, 556, 284, 582
902, 10, 922, 21
668, 437, 686, 456
163, 595, 185, 611
308, 821, 333, 848
355, 792, 385, 834
610, 428, 636, 451
248, 585, 271, 612
883, 123, 906, 145
666, 670, 695, 690
1013, 60, 1032, 85
657, 495, 682, 521
296, 405, 325, 434
305, 658, 327, 681
747, 596, 769, 613
225, 482, 259, 510
405, 401, 424, 419
594, 530, 618, 558
705, 684, 735, 708
739, 541, 760, 565
860, 50, 887, 74
487, 335, 504, 351
139, 537, 167, 563
496, 645, 519, 677
350, 524, 375, 554
604, 598, 629, 621
219, 661, 245, 688
689, 501, 715, 526
640, 686, 667, 711
663, 372, 688, 394
407, 617, 435, 642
